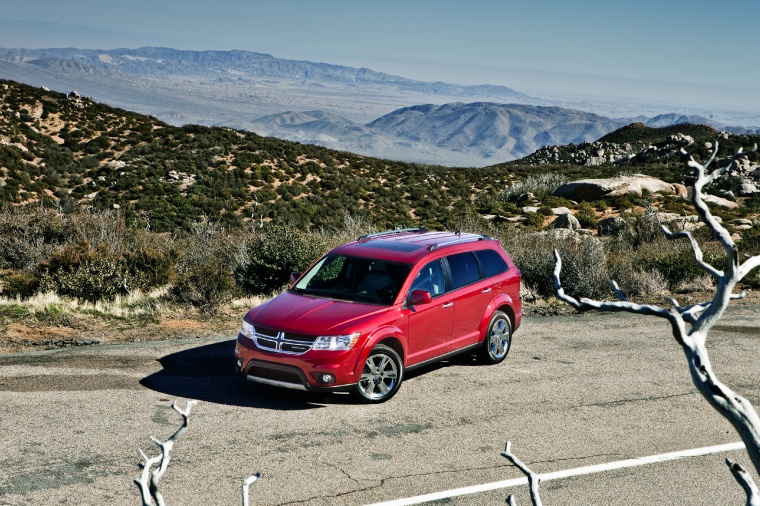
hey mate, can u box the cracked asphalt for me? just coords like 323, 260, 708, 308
1, 304, 760, 505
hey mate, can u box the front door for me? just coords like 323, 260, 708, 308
405, 259, 454, 365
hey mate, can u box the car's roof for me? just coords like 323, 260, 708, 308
330, 228, 498, 264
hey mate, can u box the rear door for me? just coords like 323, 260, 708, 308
444, 251, 494, 351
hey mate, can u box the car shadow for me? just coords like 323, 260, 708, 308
139, 340, 349, 410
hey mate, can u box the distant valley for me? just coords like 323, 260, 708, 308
0, 46, 757, 167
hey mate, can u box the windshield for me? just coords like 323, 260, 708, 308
292, 254, 411, 305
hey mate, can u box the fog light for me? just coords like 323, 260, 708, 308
319, 373, 335, 385
236, 360, 243, 368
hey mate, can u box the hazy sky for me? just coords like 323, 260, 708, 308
1, 0, 759, 113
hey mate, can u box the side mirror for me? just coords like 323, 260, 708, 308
290, 272, 301, 285
408, 289, 432, 306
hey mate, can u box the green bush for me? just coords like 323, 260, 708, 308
40, 241, 131, 302
522, 212, 545, 229
2, 271, 39, 299
576, 202, 599, 230
235, 224, 330, 295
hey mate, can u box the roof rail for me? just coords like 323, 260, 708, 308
358, 227, 428, 241
427, 234, 492, 251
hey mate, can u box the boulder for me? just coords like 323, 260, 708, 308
597, 216, 627, 236
673, 183, 688, 197
702, 194, 739, 209
551, 213, 581, 230
739, 181, 759, 196
553, 175, 679, 201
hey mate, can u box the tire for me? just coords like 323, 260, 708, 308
478, 310, 512, 364
352, 344, 403, 403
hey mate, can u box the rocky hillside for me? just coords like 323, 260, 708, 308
515, 122, 757, 168
3, 78, 760, 235
0, 79, 517, 232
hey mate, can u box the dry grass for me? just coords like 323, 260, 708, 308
0, 289, 273, 353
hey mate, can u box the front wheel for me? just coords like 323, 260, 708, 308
352, 344, 403, 403
479, 310, 512, 364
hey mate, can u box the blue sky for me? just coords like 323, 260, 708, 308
1, 0, 759, 113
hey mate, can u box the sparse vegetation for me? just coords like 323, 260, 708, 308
2, 78, 760, 352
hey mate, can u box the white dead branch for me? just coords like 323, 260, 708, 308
502, 440, 542, 506
242, 472, 261, 506
134, 399, 260, 505
553, 141, 760, 499
727, 458, 760, 506
135, 400, 198, 506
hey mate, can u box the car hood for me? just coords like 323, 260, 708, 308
248, 291, 388, 335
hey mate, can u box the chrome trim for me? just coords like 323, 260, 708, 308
246, 375, 307, 391
427, 235, 491, 251
252, 329, 314, 355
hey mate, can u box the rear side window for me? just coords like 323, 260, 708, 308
446, 252, 481, 289
475, 249, 509, 277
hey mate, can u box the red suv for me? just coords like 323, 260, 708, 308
235, 228, 522, 403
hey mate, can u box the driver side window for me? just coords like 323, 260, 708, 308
410, 259, 445, 296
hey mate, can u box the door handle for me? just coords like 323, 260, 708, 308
442, 302, 454, 308
482, 288, 492, 293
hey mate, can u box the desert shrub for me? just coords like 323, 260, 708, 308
126, 247, 173, 289
171, 219, 242, 314
629, 237, 723, 291
522, 212, 545, 230
576, 202, 599, 230
501, 231, 610, 299
2, 271, 39, 299
606, 209, 663, 248
236, 224, 331, 295
0, 206, 75, 270
607, 261, 668, 298
40, 241, 132, 302
320, 212, 378, 248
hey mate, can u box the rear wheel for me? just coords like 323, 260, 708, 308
352, 344, 403, 403
479, 310, 512, 364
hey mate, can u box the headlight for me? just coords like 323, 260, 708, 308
313, 332, 360, 351
240, 321, 255, 340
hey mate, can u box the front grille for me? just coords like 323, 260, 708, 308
253, 326, 317, 355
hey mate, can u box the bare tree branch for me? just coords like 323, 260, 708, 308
553, 141, 760, 486
502, 440, 542, 506
134, 400, 199, 506
727, 459, 760, 506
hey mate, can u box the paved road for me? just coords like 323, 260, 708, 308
1, 304, 759, 505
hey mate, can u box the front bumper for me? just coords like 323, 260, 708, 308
235, 334, 360, 392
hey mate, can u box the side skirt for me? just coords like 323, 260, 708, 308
405, 343, 481, 372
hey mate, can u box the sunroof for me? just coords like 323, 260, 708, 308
354, 240, 423, 253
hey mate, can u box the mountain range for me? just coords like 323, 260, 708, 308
1, 46, 757, 167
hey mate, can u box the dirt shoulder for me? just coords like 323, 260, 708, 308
0, 308, 240, 355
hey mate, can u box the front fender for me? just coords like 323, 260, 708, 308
354, 324, 407, 372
